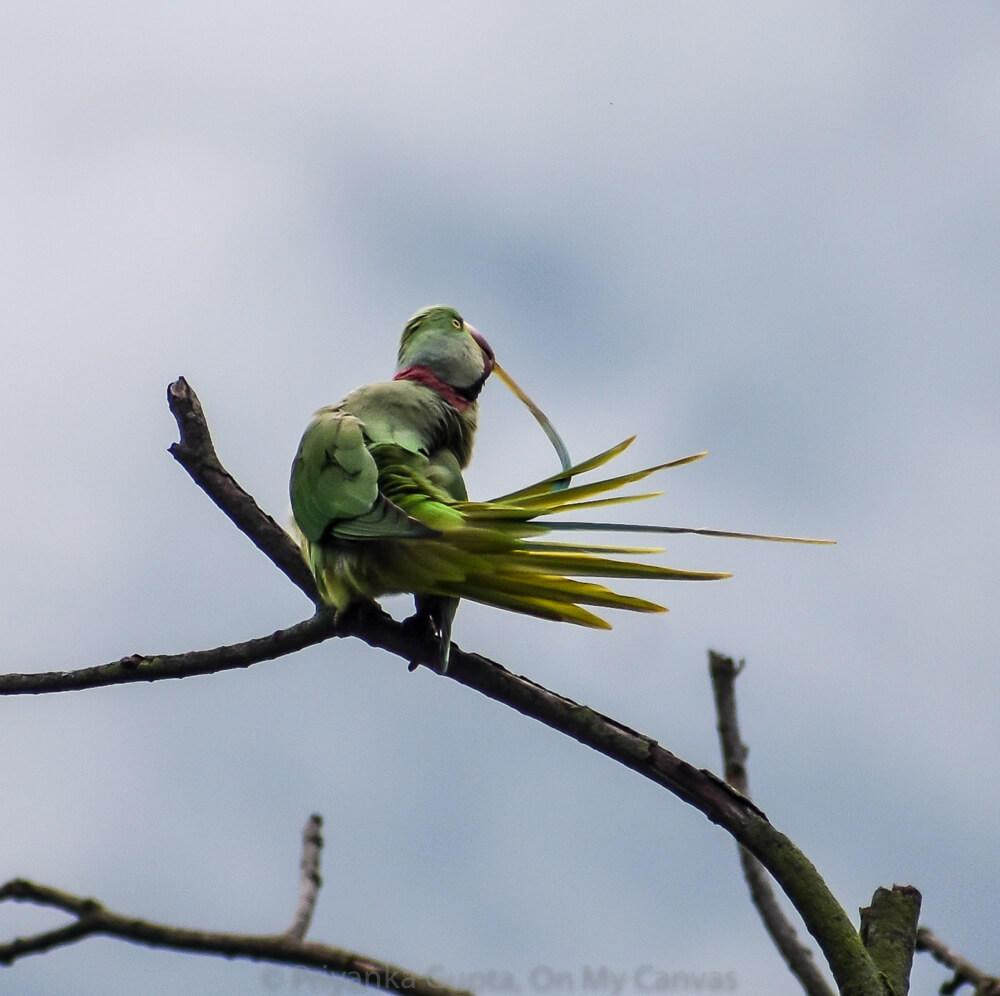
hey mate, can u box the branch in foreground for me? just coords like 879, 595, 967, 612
709, 651, 836, 996
916, 927, 1000, 996
0, 819, 470, 996
0, 379, 887, 996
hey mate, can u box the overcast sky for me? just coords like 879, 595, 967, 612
2, 4, 999, 995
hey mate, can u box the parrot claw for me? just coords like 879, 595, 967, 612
401, 611, 451, 674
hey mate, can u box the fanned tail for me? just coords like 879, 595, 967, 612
317, 438, 833, 642
409, 438, 833, 627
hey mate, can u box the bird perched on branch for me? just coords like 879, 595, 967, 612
289, 305, 830, 672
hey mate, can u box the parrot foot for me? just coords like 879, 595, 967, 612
400, 611, 450, 674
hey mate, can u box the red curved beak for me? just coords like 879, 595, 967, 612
465, 322, 496, 378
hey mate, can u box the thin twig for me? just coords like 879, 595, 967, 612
0, 610, 342, 695
916, 926, 1000, 996
709, 651, 836, 996
286, 814, 324, 940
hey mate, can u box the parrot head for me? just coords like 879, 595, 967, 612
396, 305, 495, 403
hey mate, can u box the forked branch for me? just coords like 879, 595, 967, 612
0, 815, 471, 996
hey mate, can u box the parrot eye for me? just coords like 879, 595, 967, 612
451, 317, 462, 330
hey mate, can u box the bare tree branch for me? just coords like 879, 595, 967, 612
709, 651, 836, 996
0, 827, 471, 996
916, 927, 1000, 996
286, 814, 324, 940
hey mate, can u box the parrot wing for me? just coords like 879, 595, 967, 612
290, 409, 437, 543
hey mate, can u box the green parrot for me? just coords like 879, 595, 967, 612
290, 305, 828, 672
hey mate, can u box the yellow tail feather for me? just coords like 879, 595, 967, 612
491, 437, 639, 502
